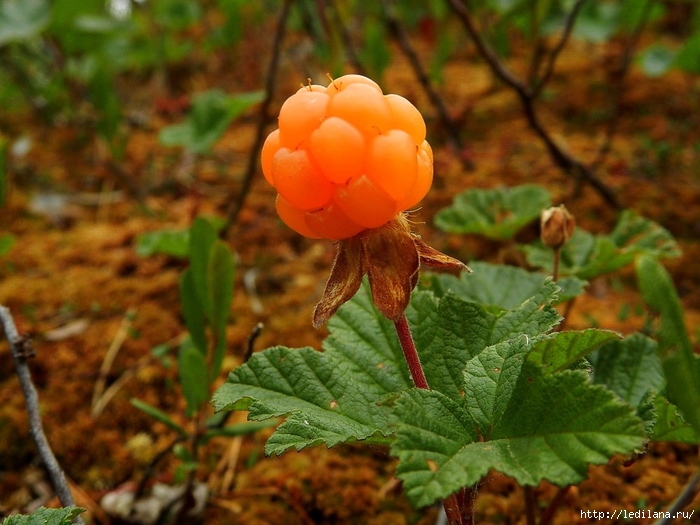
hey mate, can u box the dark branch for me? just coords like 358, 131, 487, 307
222, 0, 293, 237
0, 305, 84, 524
380, 0, 470, 165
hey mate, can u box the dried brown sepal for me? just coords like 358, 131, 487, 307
364, 218, 420, 321
414, 236, 472, 273
313, 214, 470, 327
312, 236, 365, 328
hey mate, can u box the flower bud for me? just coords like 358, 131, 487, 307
540, 205, 575, 249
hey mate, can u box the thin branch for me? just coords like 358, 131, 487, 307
0, 305, 84, 524
380, 0, 469, 165
221, 0, 293, 237
654, 467, 700, 525
532, 0, 588, 96
447, 0, 620, 209
590, 0, 656, 170
540, 485, 570, 525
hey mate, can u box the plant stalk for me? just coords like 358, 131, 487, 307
394, 314, 428, 389
394, 314, 473, 524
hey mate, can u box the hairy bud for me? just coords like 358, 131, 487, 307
540, 205, 575, 249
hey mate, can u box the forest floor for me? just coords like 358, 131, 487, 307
1, 19, 700, 525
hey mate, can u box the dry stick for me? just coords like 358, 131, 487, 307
0, 305, 84, 524
447, 0, 620, 209
532, 0, 588, 96
380, 0, 470, 166
540, 485, 571, 525
221, 0, 292, 237
523, 485, 537, 525
590, 0, 656, 170
654, 467, 700, 525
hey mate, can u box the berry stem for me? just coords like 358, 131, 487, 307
393, 314, 428, 389
394, 313, 475, 525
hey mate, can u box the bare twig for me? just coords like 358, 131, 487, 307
590, 0, 656, 169
0, 305, 84, 524
222, 0, 293, 237
540, 485, 571, 525
379, 0, 470, 165
654, 467, 700, 525
447, 0, 620, 209
532, 0, 588, 96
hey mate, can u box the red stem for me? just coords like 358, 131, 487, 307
394, 314, 474, 524
394, 314, 429, 389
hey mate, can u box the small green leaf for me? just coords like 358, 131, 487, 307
0, 0, 51, 46
637, 255, 700, 434
435, 184, 551, 240
180, 270, 207, 355
189, 217, 218, 318
424, 261, 586, 308
159, 89, 264, 153
524, 211, 680, 279
0, 234, 15, 257
674, 29, 700, 75
131, 398, 186, 436
358, 17, 390, 82
639, 44, 676, 77
529, 329, 621, 375
207, 240, 235, 378
178, 339, 210, 416
135, 229, 190, 258
1, 506, 86, 525
202, 420, 278, 443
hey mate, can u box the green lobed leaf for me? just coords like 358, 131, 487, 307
178, 338, 211, 416
415, 280, 561, 403
214, 278, 562, 456
207, 240, 235, 378
2, 506, 85, 525
213, 283, 411, 455
423, 261, 586, 308
529, 329, 621, 375
435, 184, 551, 240
636, 255, 700, 435
523, 211, 680, 279
392, 363, 646, 507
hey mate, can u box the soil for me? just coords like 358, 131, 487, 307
1, 11, 699, 525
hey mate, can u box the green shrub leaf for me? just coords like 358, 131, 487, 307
434, 184, 551, 240
424, 261, 586, 307
135, 229, 190, 258
2, 506, 85, 525
207, 240, 235, 378
178, 338, 211, 416
0, 0, 51, 46
131, 398, 186, 436
159, 89, 263, 153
